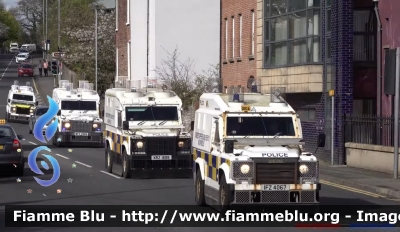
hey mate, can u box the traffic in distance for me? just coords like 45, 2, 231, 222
3, 76, 324, 213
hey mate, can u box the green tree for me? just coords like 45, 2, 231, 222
0, 7, 21, 46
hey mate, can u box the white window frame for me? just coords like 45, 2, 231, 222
232, 16, 235, 58
239, 14, 242, 57
116, 48, 119, 80
115, 0, 119, 31
126, 0, 130, 25
127, 42, 130, 79
225, 18, 228, 60
251, 10, 255, 56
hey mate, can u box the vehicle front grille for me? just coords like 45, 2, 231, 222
71, 121, 92, 132
255, 162, 297, 184
16, 107, 30, 115
145, 137, 177, 156
132, 159, 191, 169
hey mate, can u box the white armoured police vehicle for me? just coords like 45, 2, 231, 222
191, 86, 324, 212
6, 81, 38, 122
52, 80, 103, 147
104, 79, 192, 179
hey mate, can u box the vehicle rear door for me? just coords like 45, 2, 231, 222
0, 128, 15, 154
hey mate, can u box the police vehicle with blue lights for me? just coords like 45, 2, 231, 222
191, 85, 324, 212
51, 80, 103, 147
6, 81, 38, 122
103, 78, 192, 179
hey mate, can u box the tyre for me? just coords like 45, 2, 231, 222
28, 123, 32, 134
219, 174, 231, 213
195, 169, 206, 206
105, 145, 113, 173
15, 165, 24, 176
122, 149, 131, 178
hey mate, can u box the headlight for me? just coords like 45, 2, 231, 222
30, 109, 34, 113
93, 123, 98, 128
64, 122, 71, 128
136, 141, 144, 148
178, 141, 184, 147
299, 164, 309, 174
240, 164, 250, 174
12, 107, 16, 111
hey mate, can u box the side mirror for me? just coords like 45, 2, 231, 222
224, 140, 234, 153
190, 121, 194, 131
7, 99, 10, 103
317, 134, 326, 147
35, 101, 38, 106
57, 110, 61, 116
17, 135, 24, 140
122, 121, 129, 130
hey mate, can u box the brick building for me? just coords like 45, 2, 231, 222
220, 0, 257, 88
221, 0, 378, 163
115, 0, 130, 80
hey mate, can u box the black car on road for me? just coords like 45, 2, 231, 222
0, 119, 25, 176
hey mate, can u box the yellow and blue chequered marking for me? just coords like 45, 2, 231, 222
104, 130, 128, 154
193, 148, 231, 181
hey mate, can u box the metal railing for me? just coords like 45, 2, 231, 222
343, 114, 396, 147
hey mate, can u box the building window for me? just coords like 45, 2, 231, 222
225, 18, 228, 60
127, 42, 130, 79
116, 48, 119, 78
264, 0, 321, 67
239, 14, 243, 57
251, 10, 255, 56
232, 16, 235, 58
126, 0, 130, 25
116, 0, 118, 30
297, 108, 316, 122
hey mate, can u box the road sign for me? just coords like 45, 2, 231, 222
328, 89, 335, 97
52, 52, 65, 58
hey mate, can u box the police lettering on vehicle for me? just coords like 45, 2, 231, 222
262, 153, 289, 157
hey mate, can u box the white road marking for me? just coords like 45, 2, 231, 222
100, 170, 122, 179
28, 141, 37, 145
0, 57, 14, 80
75, 161, 92, 168
54, 153, 70, 159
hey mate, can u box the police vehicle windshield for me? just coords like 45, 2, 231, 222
125, 106, 178, 121
12, 94, 33, 102
226, 116, 295, 136
61, 101, 97, 110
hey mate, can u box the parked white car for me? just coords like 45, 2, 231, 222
16, 54, 28, 64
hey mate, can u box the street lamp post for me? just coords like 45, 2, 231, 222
95, 8, 98, 92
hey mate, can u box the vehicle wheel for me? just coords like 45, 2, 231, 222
105, 145, 113, 173
219, 174, 231, 213
122, 149, 131, 178
53, 131, 60, 146
195, 169, 206, 206
15, 165, 24, 176
28, 123, 32, 134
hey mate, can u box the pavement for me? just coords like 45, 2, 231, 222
1, 53, 400, 231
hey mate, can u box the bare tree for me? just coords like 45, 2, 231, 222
9, 0, 43, 43
155, 46, 197, 110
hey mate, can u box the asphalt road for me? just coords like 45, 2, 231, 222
0, 53, 399, 231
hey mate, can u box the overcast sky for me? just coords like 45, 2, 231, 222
3, 0, 17, 9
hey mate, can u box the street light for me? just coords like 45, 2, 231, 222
95, 7, 98, 92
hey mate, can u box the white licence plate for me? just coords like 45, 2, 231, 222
262, 184, 289, 191
151, 155, 172, 160
74, 132, 89, 136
